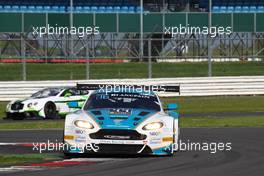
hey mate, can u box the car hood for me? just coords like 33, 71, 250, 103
11, 97, 40, 103
12, 98, 37, 104
87, 108, 158, 130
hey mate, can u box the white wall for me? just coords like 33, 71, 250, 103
1, 76, 264, 101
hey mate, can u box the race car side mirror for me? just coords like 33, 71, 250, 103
169, 111, 179, 119
166, 104, 178, 111
68, 101, 79, 108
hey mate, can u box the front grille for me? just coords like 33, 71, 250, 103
96, 144, 152, 154
90, 129, 147, 140
11, 102, 24, 110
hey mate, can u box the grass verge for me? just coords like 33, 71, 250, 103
162, 96, 264, 114
0, 154, 60, 167
0, 121, 65, 130
180, 116, 264, 127
0, 102, 6, 119
1, 96, 264, 129
1, 62, 264, 80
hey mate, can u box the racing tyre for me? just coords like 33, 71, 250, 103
44, 102, 58, 119
5, 113, 12, 119
63, 152, 77, 159
11, 114, 25, 120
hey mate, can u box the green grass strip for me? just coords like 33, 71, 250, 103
0, 154, 60, 166
180, 116, 264, 127
0, 121, 65, 130
0, 62, 264, 80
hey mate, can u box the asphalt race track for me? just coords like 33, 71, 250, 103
0, 128, 263, 176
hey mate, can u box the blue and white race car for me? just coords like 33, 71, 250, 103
63, 84, 179, 156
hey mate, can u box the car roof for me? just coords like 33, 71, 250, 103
43, 86, 74, 90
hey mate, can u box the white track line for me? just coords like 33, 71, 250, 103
0, 142, 32, 146
0, 166, 43, 172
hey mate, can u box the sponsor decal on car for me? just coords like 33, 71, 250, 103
98, 140, 140, 145
149, 131, 161, 136
150, 138, 162, 144
109, 108, 132, 115
75, 136, 86, 140
75, 139, 86, 143
64, 135, 74, 140
162, 137, 173, 142
103, 135, 130, 140
75, 130, 84, 134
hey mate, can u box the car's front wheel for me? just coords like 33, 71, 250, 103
63, 152, 75, 159
11, 113, 25, 120
44, 102, 58, 119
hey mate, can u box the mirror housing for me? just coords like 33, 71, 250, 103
165, 103, 178, 111
169, 111, 179, 119
67, 101, 79, 108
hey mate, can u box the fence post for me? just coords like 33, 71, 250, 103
21, 13, 26, 81
148, 38, 152, 79
140, 0, 144, 62
86, 41, 90, 80
208, 0, 213, 77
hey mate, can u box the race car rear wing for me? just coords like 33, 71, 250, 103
77, 83, 180, 94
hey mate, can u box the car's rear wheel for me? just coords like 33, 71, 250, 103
44, 102, 58, 119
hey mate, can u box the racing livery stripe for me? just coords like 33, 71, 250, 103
54, 99, 86, 103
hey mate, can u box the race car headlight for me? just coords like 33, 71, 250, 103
27, 102, 38, 108
142, 122, 164, 131
74, 120, 94, 129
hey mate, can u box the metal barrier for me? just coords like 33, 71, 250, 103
1, 76, 264, 101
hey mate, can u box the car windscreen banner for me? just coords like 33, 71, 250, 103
77, 84, 180, 93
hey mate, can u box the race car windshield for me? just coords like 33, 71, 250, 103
31, 88, 61, 98
84, 93, 161, 111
